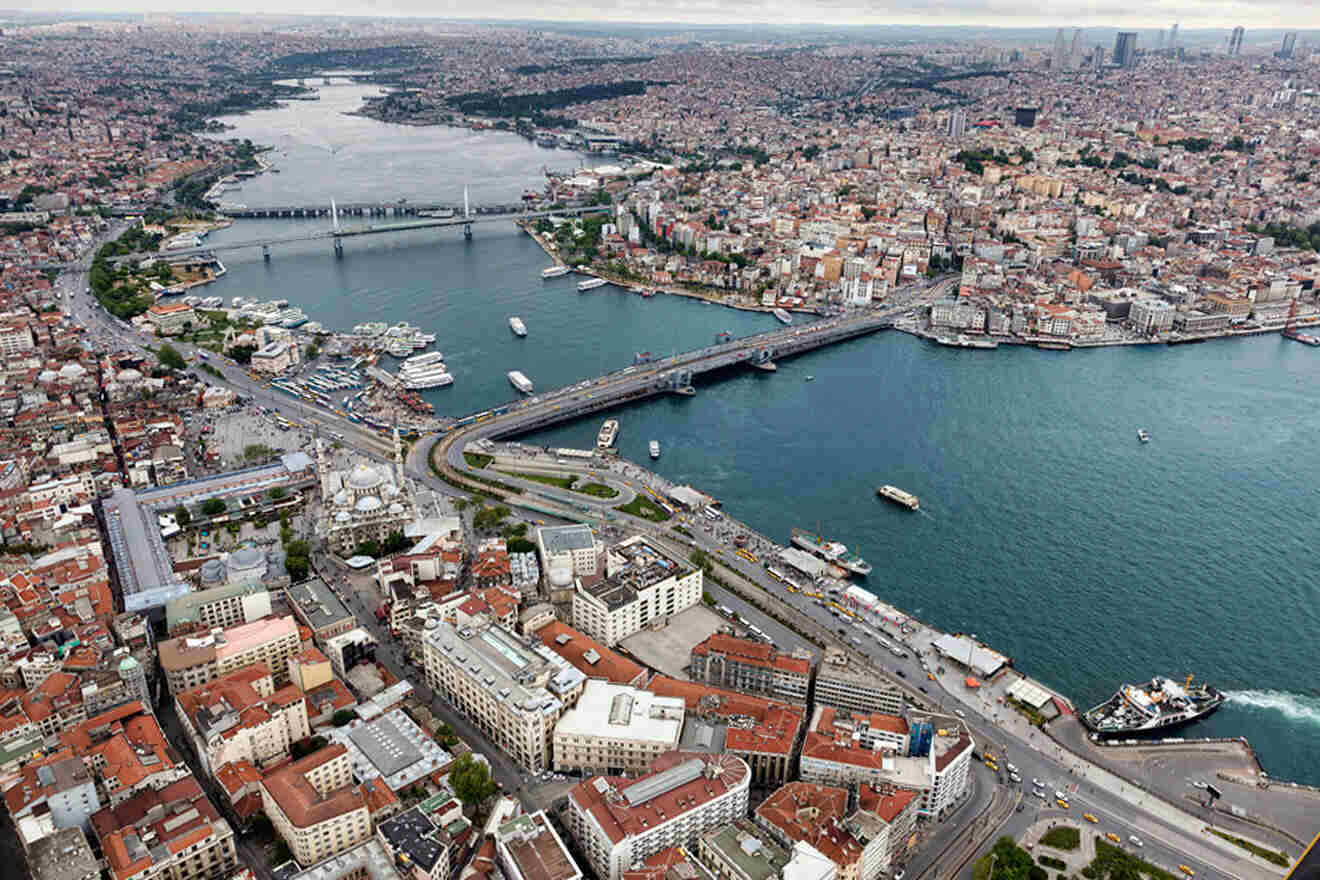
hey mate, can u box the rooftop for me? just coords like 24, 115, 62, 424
165, 581, 268, 631
279, 838, 395, 880
691, 633, 811, 677
217, 615, 299, 661
378, 806, 449, 873
699, 820, 790, 880
286, 579, 352, 633
260, 744, 365, 829
424, 620, 584, 718
495, 811, 582, 880
554, 680, 684, 745
27, 826, 99, 880
537, 524, 596, 555
647, 675, 803, 757
325, 708, 452, 792
536, 621, 645, 686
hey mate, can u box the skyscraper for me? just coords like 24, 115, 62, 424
946, 109, 967, 140
1169, 22, 1179, 48
1069, 29, 1083, 69
1156, 30, 1165, 50
1052, 28, 1067, 72
1093, 46, 1106, 72
1229, 26, 1245, 56
1280, 32, 1298, 59
1114, 32, 1139, 69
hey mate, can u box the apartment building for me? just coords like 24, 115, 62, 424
798, 705, 911, 789
174, 663, 311, 775
91, 775, 239, 880
58, 701, 187, 808
535, 621, 648, 688
567, 752, 750, 880
812, 651, 904, 717
164, 581, 271, 636
159, 615, 301, 693
495, 811, 583, 880
553, 680, 684, 776
423, 620, 585, 772
688, 634, 811, 704
695, 819, 837, 880
536, 524, 601, 577
377, 804, 459, 880
755, 782, 918, 880
261, 744, 371, 868
572, 537, 701, 647
286, 579, 355, 643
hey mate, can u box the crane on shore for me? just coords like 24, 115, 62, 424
1282, 298, 1319, 346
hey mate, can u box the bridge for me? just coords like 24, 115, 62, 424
219, 201, 530, 219
110, 203, 608, 265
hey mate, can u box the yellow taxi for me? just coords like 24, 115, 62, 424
1106, 833, 1121, 844
1178, 867, 1195, 877
1056, 799, 1070, 810
1084, 813, 1099, 824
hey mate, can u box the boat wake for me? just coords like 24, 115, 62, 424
1225, 690, 1320, 726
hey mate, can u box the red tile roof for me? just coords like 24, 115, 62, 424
690, 633, 810, 676
646, 675, 803, 757
755, 781, 861, 867
260, 744, 365, 829
536, 621, 645, 686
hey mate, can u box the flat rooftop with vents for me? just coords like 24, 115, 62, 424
495, 811, 582, 880
324, 708, 452, 792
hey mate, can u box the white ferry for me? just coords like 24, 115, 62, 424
509, 317, 527, 337
403, 367, 454, 390
649, 440, 661, 459
773, 308, 793, 325
876, 485, 920, 510
596, 419, 619, 449
508, 371, 534, 393
578, 278, 608, 292
403, 352, 446, 371
542, 265, 571, 279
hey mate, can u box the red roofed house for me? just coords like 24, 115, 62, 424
175, 663, 311, 776
260, 744, 370, 867
688, 633, 811, 704
91, 775, 238, 880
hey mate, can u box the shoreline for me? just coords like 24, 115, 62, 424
895, 315, 1320, 351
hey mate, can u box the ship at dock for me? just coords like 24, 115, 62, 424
596, 419, 619, 449
541, 265, 571, 279
1081, 675, 1225, 736
773, 308, 793, 325
578, 277, 608, 292
791, 528, 871, 576
876, 485, 920, 510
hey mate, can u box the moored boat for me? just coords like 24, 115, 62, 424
773, 308, 793, 325
578, 277, 608, 292
542, 265, 571, 279
649, 440, 660, 459
791, 528, 871, 576
596, 419, 619, 449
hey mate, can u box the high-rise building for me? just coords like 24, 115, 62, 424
946, 109, 967, 140
1114, 32, 1139, 69
1093, 46, 1106, 72
1069, 29, 1083, 69
1156, 30, 1165, 50
1169, 22, 1179, 47
1051, 28, 1067, 72
1229, 26, 1245, 56
1280, 32, 1298, 59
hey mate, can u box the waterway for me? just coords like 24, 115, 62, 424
205, 81, 1320, 786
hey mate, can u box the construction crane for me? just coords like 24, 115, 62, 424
1282, 298, 1319, 346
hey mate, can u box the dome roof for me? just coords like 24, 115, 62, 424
383, 484, 400, 498
333, 489, 351, 506
355, 495, 382, 513
59, 362, 87, 378
117, 369, 143, 382
119, 656, 139, 671
199, 559, 227, 582
346, 464, 384, 492
550, 567, 574, 587
228, 545, 265, 570
387, 502, 405, 515
335, 511, 352, 523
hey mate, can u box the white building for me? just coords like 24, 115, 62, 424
553, 680, 684, 775
572, 537, 702, 647
1129, 298, 1176, 335
536, 524, 601, 577
567, 752, 750, 880
317, 435, 416, 556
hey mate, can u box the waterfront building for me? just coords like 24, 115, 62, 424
755, 782, 918, 880
92, 775, 239, 880
572, 537, 702, 647
566, 752, 750, 880
158, 615, 301, 693
1128, 298, 1176, 336
164, 581, 271, 636
495, 811, 583, 880
174, 663, 310, 775
252, 340, 299, 374
688, 633, 811, 705
422, 619, 585, 772
144, 302, 195, 336
261, 744, 371, 867
813, 650, 904, 716
553, 680, 685, 775
537, 523, 602, 577
317, 434, 416, 557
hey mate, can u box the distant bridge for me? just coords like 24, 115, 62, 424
220, 201, 531, 219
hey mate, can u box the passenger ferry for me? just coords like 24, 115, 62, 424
791, 528, 872, 576
578, 277, 608, 292
649, 440, 660, 459
596, 419, 619, 449
773, 308, 793, 325
508, 371, 534, 393
541, 265, 571, 279
509, 317, 527, 337
1082, 675, 1224, 736
876, 485, 920, 510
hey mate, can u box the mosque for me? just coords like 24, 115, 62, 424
316, 429, 416, 556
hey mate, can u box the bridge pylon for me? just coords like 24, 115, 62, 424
333, 237, 343, 258
262, 244, 271, 262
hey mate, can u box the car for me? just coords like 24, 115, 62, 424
1106, 833, 1121, 844
919, 686, 928, 694
1006, 763, 1018, 774
956, 710, 966, 718
896, 669, 906, 678
1192, 781, 1208, 789
1178, 867, 1194, 877
1056, 799, 1069, 809
1032, 778, 1043, 788
928, 673, 935, 680
1034, 789, 1046, 799
1055, 790, 1068, 801
1084, 813, 1099, 824
1128, 836, 1143, 848
1009, 773, 1022, 783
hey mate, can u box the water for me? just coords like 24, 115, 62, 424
204, 81, 1320, 785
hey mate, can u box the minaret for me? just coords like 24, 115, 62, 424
392, 425, 405, 492
315, 437, 331, 497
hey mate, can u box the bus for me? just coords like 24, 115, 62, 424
766, 567, 786, 583
716, 605, 734, 618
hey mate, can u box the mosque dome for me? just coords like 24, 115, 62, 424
346, 464, 383, 492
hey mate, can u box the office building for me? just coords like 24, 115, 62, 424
1114, 32, 1138, 69
566, 752, 750, 880
696, 820, 794, 880
92, 775, 239, 880
287, 579, 356, 643
798, 706, 911, 790
174, 663, 310, 775
423, 619, 585, 772
1051, 28, 1066, 72
1068, 29, 1082, 69
165, 581, 271, 636
689, 634, 811, 705
159, 615, 301, 693
945, 109, 967, 140
1128, 298, 1176, 335
536, 620, 648, 687
1280, 32, 1298, 59
4, 752, 100, 832
324, 708, 453, 792
495, 811, 583, 880
1169, 22, 1178, 48
553, 680, 684, 775
1229, 26, 1245, 56
813, 650, 904, 716
377, 804, 460, 880
572, 537, 702, 647
755, 782, 918, 880
261, 744, 371, 868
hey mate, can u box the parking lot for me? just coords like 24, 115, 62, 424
619, 604, 729, 679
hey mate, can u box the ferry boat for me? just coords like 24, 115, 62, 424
508, 371, 534, 393
596, 419, 619, 449
402, 367, 454, 390
1137, 429, 1150, 444
509, 317, 527, 337
578, 277, 608, 292
1082, 675, 1225, 736
403, 352, 446, 371
935, 334, 999, 350
791, 528, 872, 576
542, 265, 571, 279
773, 308, 793, 325
649, 440, 660, 459
876, 485, 920, 510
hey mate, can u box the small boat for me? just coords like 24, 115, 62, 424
773, 308, 793, 325
649, 440, 660, 459
542, 265, 571, 279
597, 419, 619, 449
1137, 429, 1150, 443
509, 317, 527, 337
805, 375, 815, 381
876, 485, 920, 511
508, 371, 534, 393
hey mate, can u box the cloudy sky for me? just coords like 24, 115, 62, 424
17, 1, 1320, 31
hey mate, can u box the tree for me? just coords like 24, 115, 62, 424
382, 530, 409, 555
305, 344, 320, 361
690, 549, 714, 573
355, 539, 381, 558
332, 709, 356, 727
507, 537, 535, 554
173, 505, 191, 526
268, 487, 287, 500
200, 498, 226, 517
285, 554, 309, 582
157, 343, 187, 371
450, 753, 497, 805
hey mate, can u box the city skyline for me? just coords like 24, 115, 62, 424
6, 3, 1320, 32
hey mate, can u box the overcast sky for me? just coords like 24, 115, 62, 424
15, 1, 1319, 33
